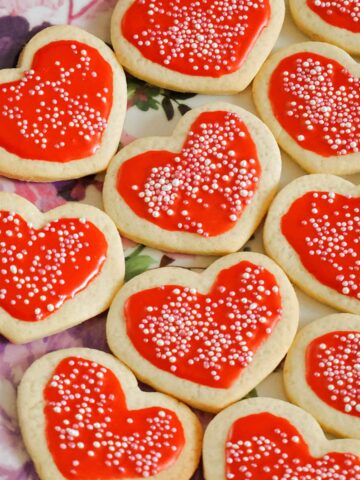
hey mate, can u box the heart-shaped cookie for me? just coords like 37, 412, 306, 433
203, 397, 360, 480
107, 252, 298, 412
253, 42, 360, 174
284, 313, 360, 439
0, 25, 126, 181
264, 174, 360, 314
111, 0, 285, 93
18, 348, 202, 480
103, 103, 281, 255
0, 193, 124, 343
289, 0, 360, 56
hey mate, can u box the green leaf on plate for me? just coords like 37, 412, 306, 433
162, 96, 175, 120
178, 103, 192, 116
134, 97, 160, 111
125, 254, 156, 281
167, 91, 196, 100
242, 388, 258, 399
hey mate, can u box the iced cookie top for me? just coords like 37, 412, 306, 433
0, 212, 107, 321
121, 0, 271, 77
44, 356, 185, 478
117, 110, 261, 237
0, 40, 113, 162
269, 52, 359, 157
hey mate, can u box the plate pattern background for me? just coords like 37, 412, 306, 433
0, 1, 359, 479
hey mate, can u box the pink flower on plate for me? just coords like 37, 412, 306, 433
121, 130, 138, 147
0, 328, 83, 480
0, 178, 65, 212
0, 0, 65, 16
0, 377, 35, 480
68, 0, 118, 41
68, 0, 117, 21
14, 182, 66, 211
0, 316, 108, 479
0, 1, 117, 41
121, 235, 138, 251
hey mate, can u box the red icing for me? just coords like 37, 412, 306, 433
269, 52, 360, 157
121, 0, 270, 77
0, 212, 107, 321
281, 191, 360, 300
226, 412, 360, 479
0, 40, 113, 162
117, 111, 261, 237
307, 0, 360, 33
125, 261, 282, 388
44, 356, 185, 479
306, 330, 360, 417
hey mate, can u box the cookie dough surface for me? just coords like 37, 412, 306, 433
103, 102, 281, 255
253, 42, 360, 175
107, 252, 298, 412
284, 314, 360, 439
203, 397, 360, 480
111, 0, 285, 94
0, 25, 127, 181
264, 174, 360, 314
17, 348, 202, 480
289, 0, 360, 56
0, 193, 124, 343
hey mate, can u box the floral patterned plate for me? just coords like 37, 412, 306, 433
0, 2, 359, 479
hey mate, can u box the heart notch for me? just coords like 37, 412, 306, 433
264, 174, 360, 314
0, 25, 127, 181
107, 252, 298, 412
103, 103, 281, 255
18, 348, 202, 480
111, 0, 285, 94
203, 397, 360, 480
0, 193, 124, 343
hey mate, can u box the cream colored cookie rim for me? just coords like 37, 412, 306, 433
253, 41, 360, 175
110, 0, 285, 94
289, 0, 360, 56
0, 25, 127, 181
202, 397, 360, 480
264, 174, 360, 314
284, 313, 360, 439
107, 252, 299, 412
103, 102, 281, 255
17, 348, 202, 480
0, 193, 124, 343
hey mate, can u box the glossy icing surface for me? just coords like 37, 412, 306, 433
307, 0, 360, 33
0, 212, 107, 321
117, 111, 261, 237
125, 261, 282, 388
121, 0, 271, 77
306, 330, 360, 417
281, 191, 360, 300
0, 40, 113, 162
44, 356, 185, 478
269, 52, 360, 157
226, 412, 360, 479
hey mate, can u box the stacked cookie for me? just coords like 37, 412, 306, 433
0, 1, 358, 479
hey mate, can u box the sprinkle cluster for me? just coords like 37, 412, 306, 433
281, 56, 359, 155
130, 112, 260, 237
45, 357, 183, 479
226, 415, 360, 479
299, 192, 359, 299
0, 41, 111, 161
308, 331, 360, 416
309, 0, 360, 30
0, 212, 106, 321
127, 262, 281, 388
123, 0, 269, 76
